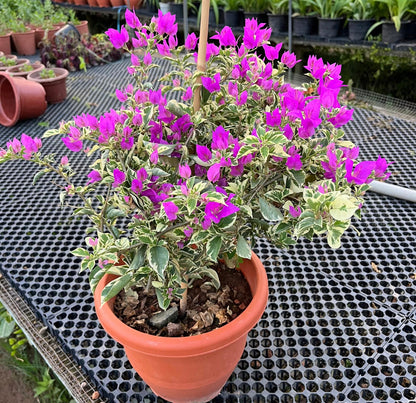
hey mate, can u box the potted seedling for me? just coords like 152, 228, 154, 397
27, 67, 69, 104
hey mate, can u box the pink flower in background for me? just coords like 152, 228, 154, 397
184, 33, 198, 50
143, 52, 152, 65
163, 201, 179, 221
153, 11, 177, 36
212, 126, 229, 150
105, 26, 129, 49
281, 51, 301, 68
201, 72, 221, 93
196, 145, 212, 162
182, 86, 193, 101
179, 164, 191, 179
211, 26, 236, 47
263, 43, 282, 60
125, 9, 141, 29
87, 170, 102, 184
113, 169, 126, 188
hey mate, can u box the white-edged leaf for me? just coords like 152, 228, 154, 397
72, 248, 90, 257
206, 236, 222, 262
237, 235, 252, 259
147, 245, 169, 280
259, 197, 283, 221
100, 273, 132, 305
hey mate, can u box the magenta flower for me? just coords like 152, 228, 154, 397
21, 134, 41, 159
150, 147, 159, 164
328, 107, 354, 128
207, 163, 222, 182
202, 194, 239, 229
212, 126, 229, 150
163, 201, 179, 221
196, 145, 212, 162
131, 178, 143, 193
281, 51, 301, 69
143, 52, 152, 65
88, 238, 99, 247
211, 26, 236, 47
286, 154, 302, 170
60, 156, 69, 165
263, 43, 282, 60
105, 26, 129, 49
182, 86, 193, 101
265, 109, 282, 127
184, 226, 193, 238
289, 206, 302, 218
236, 91, 248, 106
345, 159, 374, 185
87, 170, 102, 184
125, 9, 141, 29
121, 136, 134, 150
201, 72, 221, 93
62, 136, 82, 152
6, 138, 21, 154
113, 169, 126, 188
116, 89, 128, 102
184, 32, 198, 50
228, 82, 238, 97
243, 19, 271, 49
137, 168, 148, 181
179, 164, 191, 179
156, 40, 171, 56
374, 156, 392, 181
305, 55, 326, 80
153, 10, 177, 36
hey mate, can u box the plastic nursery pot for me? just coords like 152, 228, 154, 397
27, 68, 69, 104
124, 0, 143, 9
224, 10, 244, 27
382, 21, 409, 43
0, 72, 47, 127
55, 24, 81, 41
95, 252, 268, 403
0, 55, 18, 71
6, 62, 45, 79
75, 21, 89, 36
318, 18, 344, 38
0, 33, 12, 55
88, 0, 99, 6
268, 13, 288, 34
293, 16, 317, 36
11, 30, 36, 56
97, 0, 111, 6
110, 0, 124, 5
348, 19, 375, 41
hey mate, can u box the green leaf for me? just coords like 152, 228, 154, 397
217, 213, 236, 229
327, 221, 350, 249
0, 318, 15, 338
155, 288, 170, 310
106, 208, 125, 220
101, 273, 133, 305
42, 129, 60, 138
147, 246, 169, 279
199, 268, 220, 289
205, 191, 226, 204
329, 195, 357, 221
143, 105, 154, 126
237, 145, 255, 159
89, 265, 105, 293
72, 248, 90, 257
33, 170, 47, 185
206, 236, 222, 262
259, 197, 283, 221
130, 245, 147, 271
260, 146, 269, 160
187, 197, 197, 214
236, 235, 252, 259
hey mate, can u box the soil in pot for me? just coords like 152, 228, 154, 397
114, 261, 252, 337
0, 57, 29, 72
6, 62, 44, 79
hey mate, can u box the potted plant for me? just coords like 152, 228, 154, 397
308, 0, 350, 38
144, 0, 160, 13
10, 20, 37, 56
6, 61, 45, 79
346, 0, 377, 41
292, 0, 317, 36
0, 13, 12, 55
0, 9, 391, 402
27, 67, 69, 104
169, 0, 196, 19
241, 0, 269, 23
159, 0, 172, 14
221, 0, 243, 27
369, 0, 416, 43
268, 0, 289, 34
0, 55, 29, 72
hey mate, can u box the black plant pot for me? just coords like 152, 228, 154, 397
348, 19, 375, 41
243, 12, 268, 25
224, 10, 243, 27
54, 23, 81, 41
318, 17, 343, 38
405, 19, 416, 40
382, 21, 408, 43
169, 3, 183, 19
268, 13, 288, 34
292, 16, 317, 36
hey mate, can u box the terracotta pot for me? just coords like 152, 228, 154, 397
6, 62, 45, 79
74, 0, 87, 4
0, 57, 29, 72
11, 30, 36, 56
0, 33, 12, 55
97, 0, 111, 6
0, 72, 47, 127
110, 0, 124, 5
75, 20, 89, 36
87, 0, 99, 6
124, 0, 143, 9
27, 67, 69, 104
94, 252, 268, 403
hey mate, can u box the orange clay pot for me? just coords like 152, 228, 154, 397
11, 30, 36, 56
94, 252, 268, 403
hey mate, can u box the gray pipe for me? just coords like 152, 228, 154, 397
369, 180, 416, 203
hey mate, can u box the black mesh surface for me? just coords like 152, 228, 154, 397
1, 58, 416, 402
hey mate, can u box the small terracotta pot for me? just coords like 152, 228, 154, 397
75, 20, 89, 36
0, 72, 47, 127
6, 62, 45, 79
110, 0, 124, 5
95, 252, 268, 402
0, 57, 29, 72
87, 0, 99, 6
11, 30, 36, 56
124, 0, 142, 8
27, 67, 69, 104
0, 33, 12, 55
74, 0, 87, 4
97, 0, 111, 6
35, 27, 59, 47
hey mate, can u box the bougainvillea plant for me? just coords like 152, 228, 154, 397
0, 10, 390, 313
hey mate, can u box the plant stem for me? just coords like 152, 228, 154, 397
179, 280, 188, 315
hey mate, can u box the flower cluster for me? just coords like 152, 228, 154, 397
0, 10, 390, 311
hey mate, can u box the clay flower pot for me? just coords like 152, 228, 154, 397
0, 72, 47, 127
97, 0, 111, 6
27, 67, 69, 104
94, 252, 268, 402
110, 0, 124, 6
88, 0, 99, 6
124, 0, 143, 9
6, 62, 45, 79
0, 32, 12, 55
0, 57, 29, 72
11, 30, 36, 56
74, 0, 88, 4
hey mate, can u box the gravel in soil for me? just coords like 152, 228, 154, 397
114, 262, 252, 337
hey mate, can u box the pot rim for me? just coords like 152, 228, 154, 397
27, 67, 69, 83
0, 72, 21, 126
94, 251, 269, 357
